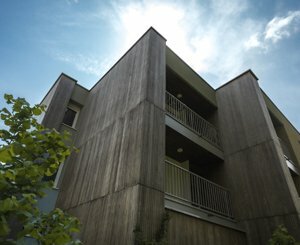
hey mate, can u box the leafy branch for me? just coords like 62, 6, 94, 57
134, 212, 170, 245
0, 94, 80, 244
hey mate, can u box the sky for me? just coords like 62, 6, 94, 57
0, 0, 300, 130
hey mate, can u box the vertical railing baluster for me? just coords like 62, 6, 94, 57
164, 160, 232, 218
165, 92, 221, 148
212, 183, 214, 211
204, 180, 208, 209
199, 177, 203, 207
211, 183, 215, 212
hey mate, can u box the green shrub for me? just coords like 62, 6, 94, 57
268, 225, 299, 245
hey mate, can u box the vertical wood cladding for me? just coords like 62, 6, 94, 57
216, 71, 300, 244
42, 74, 76, 130
167, 210, 247, 245
74, 29, 165, 147
56, 28, 166, 244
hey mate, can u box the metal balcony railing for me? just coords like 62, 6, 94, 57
165, 92, 221, 148
278, 138, 294, 162
165, 160, 233, 219
278, 138, 299, 175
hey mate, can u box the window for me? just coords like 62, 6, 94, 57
62, 104, 80, 128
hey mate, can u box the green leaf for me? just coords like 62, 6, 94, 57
0, 93, 80, 243
32, 107, 42, 116
0, 196, 18, 212
4, 119, 12, 126
23, 121, 30, 129
4, 169, 15, 181
0, 146, 13, 163
0, 114, 7, 120
4, 94, 13, 102
0, 216, 10, 236
45, 168, 53, 176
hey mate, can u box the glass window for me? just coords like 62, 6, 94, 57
62, 107, 77, 127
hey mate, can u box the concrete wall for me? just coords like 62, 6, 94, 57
263, 92, 300, 165
216, 71, 300, 244
42, 74, 77, 130
167, 210, 247, 245
38, 81, 59, 124
56, 28, 166, 244
70, 84, 89, 106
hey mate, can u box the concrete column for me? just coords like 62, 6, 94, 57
42, 74, 76, 130
56, 28, 166, 244
216, 70, 300, 244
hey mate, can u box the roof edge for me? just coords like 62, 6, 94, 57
60, 72, 78, 83
40, 73, 79, 104
216, 69, 259, 90
89, 27, 166, 91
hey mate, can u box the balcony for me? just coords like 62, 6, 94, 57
165, 92, 221, 149
278, 138, 299, 175
165, 160, 233, 219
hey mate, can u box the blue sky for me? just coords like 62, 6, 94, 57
0, 0, 300, 130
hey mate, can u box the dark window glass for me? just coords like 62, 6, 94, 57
62, 108, 77, 127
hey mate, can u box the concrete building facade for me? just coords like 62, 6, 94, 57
40, 28, 300, 244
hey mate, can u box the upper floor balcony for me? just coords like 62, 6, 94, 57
278, 137, 299, 176
166, 91, 221, 149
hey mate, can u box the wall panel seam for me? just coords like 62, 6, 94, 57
62, 182, 165, 212
238, 211, 300, 222
75, 98, 165, 148
223, 138, 282, 157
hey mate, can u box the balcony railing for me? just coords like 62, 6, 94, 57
165, 92, 221, 148
278, 138, 299, 174
278, 138, 294, 162
165, 160, 233, 219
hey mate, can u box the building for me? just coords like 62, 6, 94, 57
40, 28, 300, 244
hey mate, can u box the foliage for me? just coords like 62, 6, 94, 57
134, 212, 170, 245
268, 225, 300, 245
0, 94, 80, 244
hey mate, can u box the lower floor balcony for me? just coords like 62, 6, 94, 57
165, 160, 233, 219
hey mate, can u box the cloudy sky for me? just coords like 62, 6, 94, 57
0, 0, 300, 130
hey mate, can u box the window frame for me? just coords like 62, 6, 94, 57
62, 104, 80, 129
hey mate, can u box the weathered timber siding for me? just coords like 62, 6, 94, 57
167, 210, 247, 245
56, 28, 166, 244
263, 92, 300, 165
216, 71, 300, 244
42, 74, 76, 130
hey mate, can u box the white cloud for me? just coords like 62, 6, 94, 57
245, 33, 263, 49
66, 0, 79, 4
265, 11, 300, 43
54, 52, 112, 77
210, 0, 248, 17
52, 1, 300, 88
101, 0, 267, 85
245, 11, 300, 50
42, 1, 299, 129
110, 1, 188, 50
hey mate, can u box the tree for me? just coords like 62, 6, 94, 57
268, 225, 300, 245
0, 94, 81, 244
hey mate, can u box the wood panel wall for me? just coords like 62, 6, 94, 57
56, 28, 166, 244
216, 71, 300, 244
42, 74, 76, 130
167, 210, 247, 245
